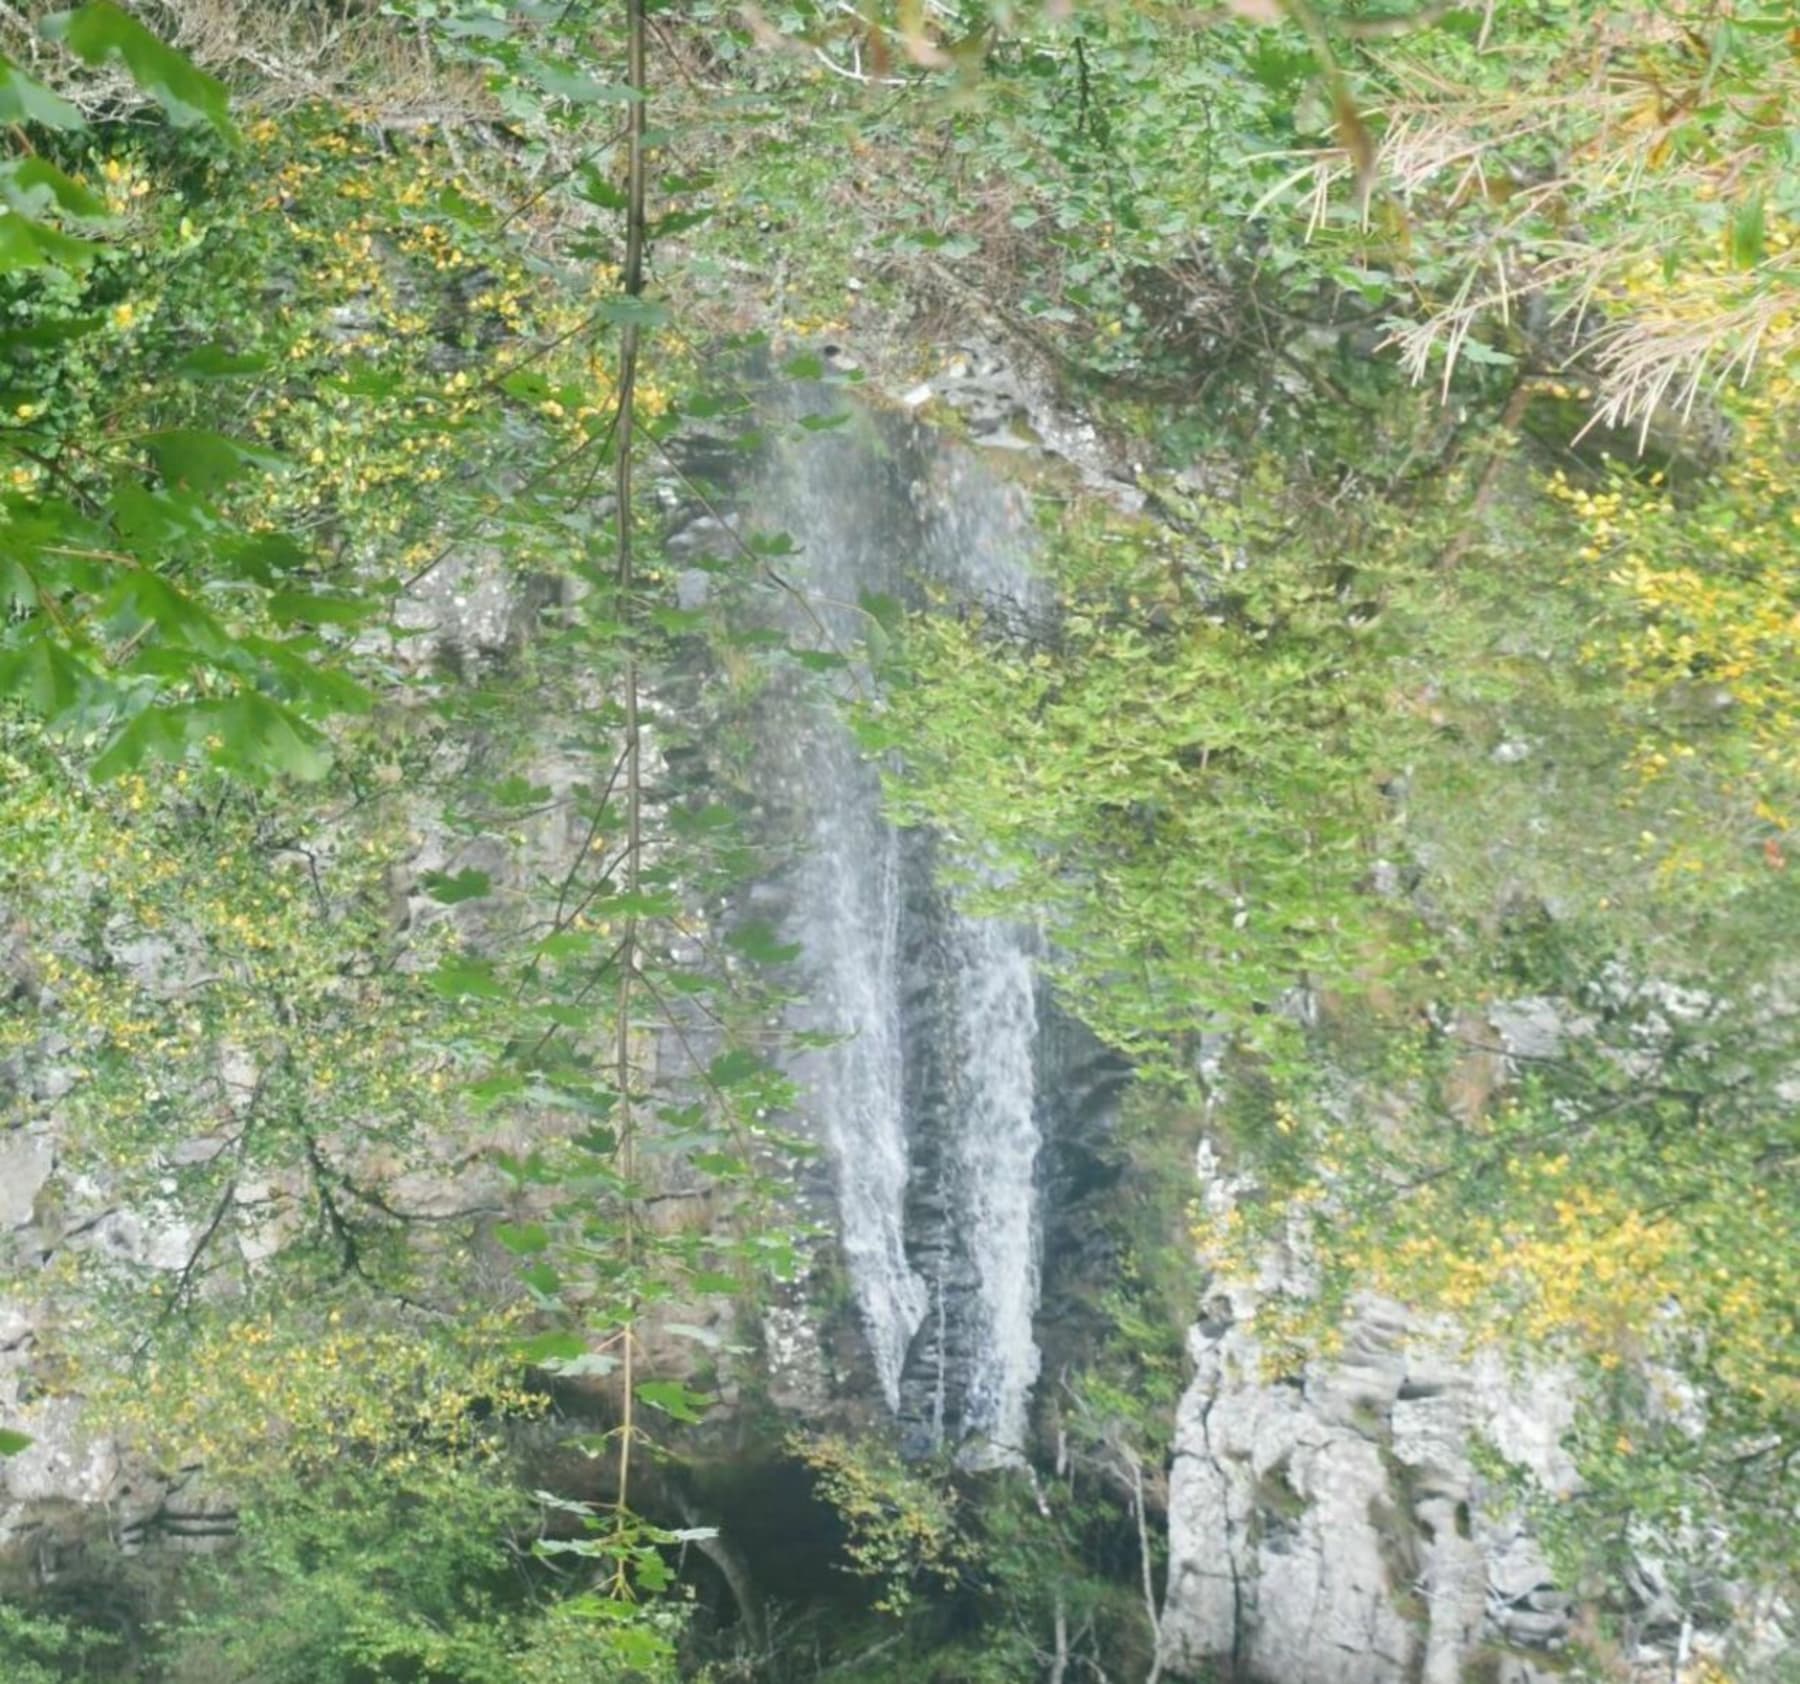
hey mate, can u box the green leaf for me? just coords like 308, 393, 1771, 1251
635, 1379, 709, 1423
1455, 339, 1516, 367
0, 638, 93, 718
858, 590, 904, 633
104, 570, 234, 658
0, 209, 98, 271
145, 430, 279, 495
519, 1331, 586, 1365
0, 310, 102, 350
500, 368, 553, 402
329, 365, 405, 398
797, 411, 850, 432
598, 889, 677, 918
0, 157, 109, 220
91, 704, 192, 778
1730, 194, 1766, 270
175, 344, 273, 379
202, 693, 331, 779
691, 1151, 747, 1177
0, 555, 36, 615
574, 166, 628, 212
706, 1049, 766, 1088
467, 1071, 524, 1110
649, 605, 705, 635
234, 638, 373, 715
495, 1222, 549, 1255
427, 957, 506, 1000
436, 14, 511, 40
526, 1081, 616, 1119
596, 295, 669, 331
0, 55, 82, 128
687, 1269, 740, 1296
490, 774, 551, 809
220, 530, 310, 585
670, 802, 737, 834
0, 1428, 31, 1456
422, 868, 493, 905
543, 1352, 617, 1380
520, 1261, 561, 1298
110, 482, 215, 558
527, 60, 641, 105
42, 3, 236, 139
651, 207, 712, 238
726, 919, 801, 965
265, 590, 376, 627
533, 929, 601, 961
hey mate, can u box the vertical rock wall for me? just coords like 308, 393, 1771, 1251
1158, 1279, 1578, 1684
1154, 1135, 1790, 1684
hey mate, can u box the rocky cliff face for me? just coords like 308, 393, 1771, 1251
1158, 1281, 1577, 1684
0, 383, 1127, 1594
1155, 1140, 1791, 1684
0, 545, 561, 1580
7, 352, 1788, 1682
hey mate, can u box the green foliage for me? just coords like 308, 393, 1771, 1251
2, 0, 1797, 1671
43, 4, 236, 138
0, 1599, 118, 1684
712, 1, 1800, 428
870, 428, 1444, 1072
885, 360, 1799, 1596
792, 1434, 964, 1616
158, 1462, 681, 1684
793, 1420, 1168, 1682
0, 7, 812, 1673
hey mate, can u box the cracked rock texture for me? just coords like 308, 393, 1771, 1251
1157, 1277, 1575, 1684
1156, 1134, 1789, 1684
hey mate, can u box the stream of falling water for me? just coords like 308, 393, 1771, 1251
942, 912, 1042, 1461
790, 725, 923, 1412
766, 412, 1047, 1459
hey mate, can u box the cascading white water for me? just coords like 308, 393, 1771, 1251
763, 411, 1051, 1454
789, 728, 925, 1410
922, 451, 1048, 1461
944, 914, 1041, 1462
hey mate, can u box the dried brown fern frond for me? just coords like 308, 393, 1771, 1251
1246, 11, 1800, 440
149, 0, 491, 123
0, 0, 492, 126
1578, 270, 1800, 450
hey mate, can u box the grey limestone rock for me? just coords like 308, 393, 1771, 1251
0, 1131, 53, 1232
1153, 1229, 1783, 1684
1157, 1146, 1585, 1684
1160, 1291, 1451, 1684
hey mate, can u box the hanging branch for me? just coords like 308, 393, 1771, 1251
609, 0, 650, 1569
1127, 1445, 1165, 1684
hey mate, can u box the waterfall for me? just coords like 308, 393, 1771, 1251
759, 409, 1049, 1458
790, 728, 923, 1411
943, 913, 1041, 1462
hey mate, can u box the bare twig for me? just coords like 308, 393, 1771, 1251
1127, 1446, 1165, 1684
606, 0, 650, 1565
1050, 1590, 1070, 1684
